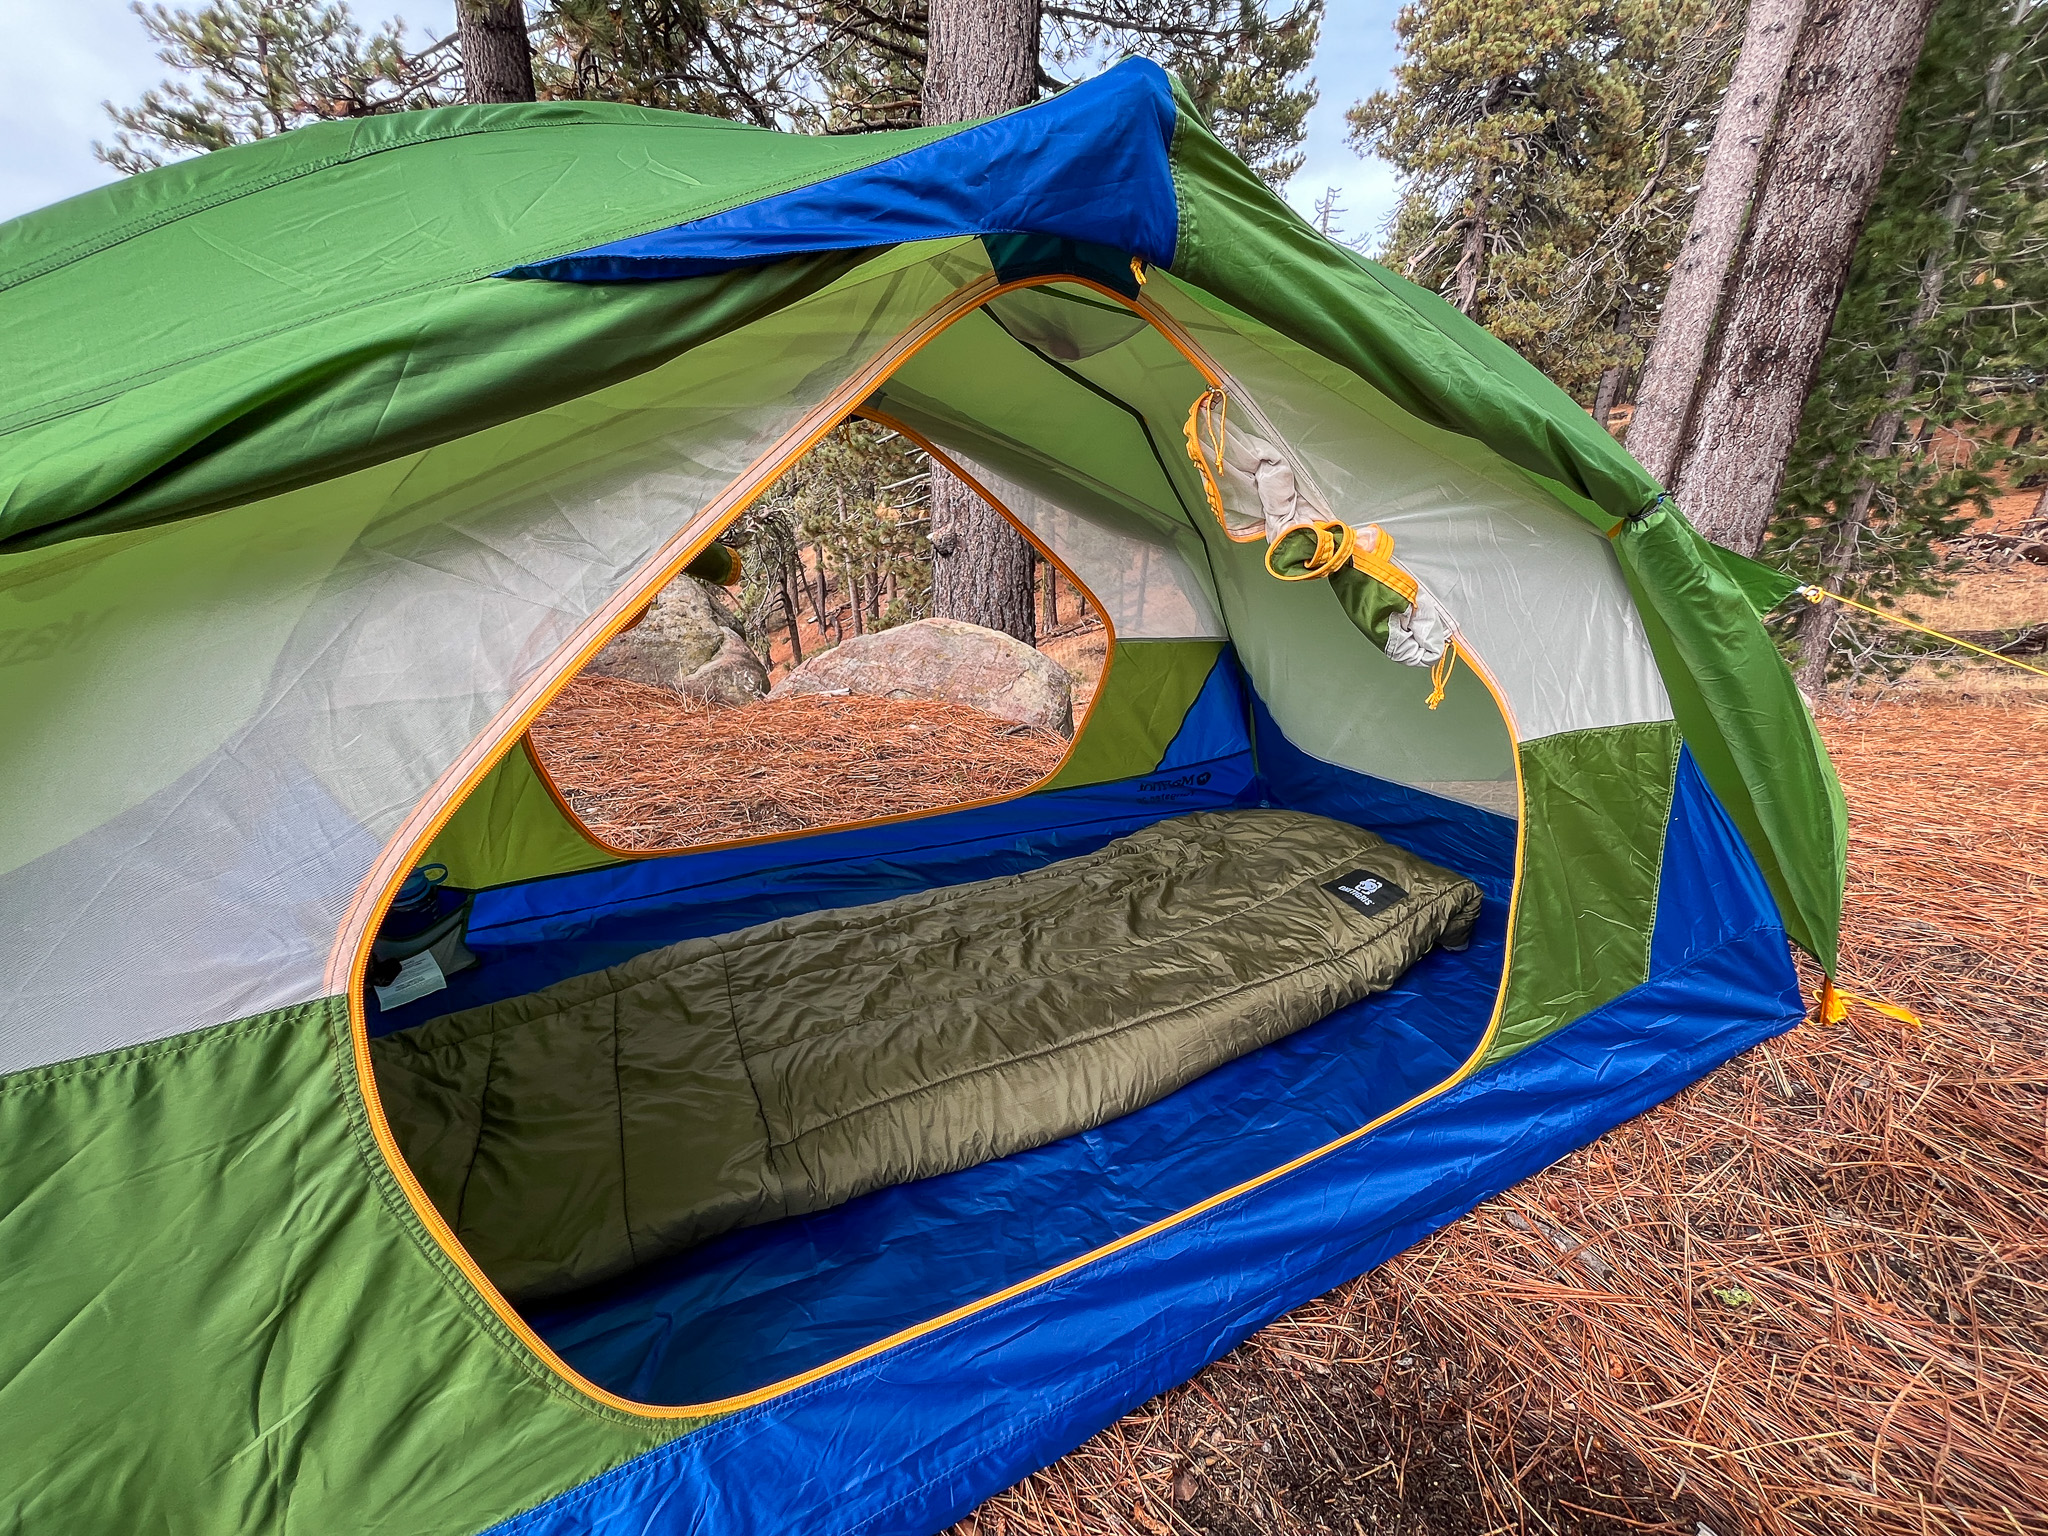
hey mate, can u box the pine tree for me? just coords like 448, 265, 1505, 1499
96, 0, 456, 170
1767, 0, 2048, 690
1348, 0, 1735, 403
734, 421, 933, 668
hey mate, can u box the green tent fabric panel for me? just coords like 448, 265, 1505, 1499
880, 307, 1197, 527
0, 254, 872, 554
1614, 512, 1845, 970
1485, 720, 1681, 1065
1043, 639, 1226, 790
0, 98, 981, 551
0, 999, 686, 1535
0, 101, 943, 306
1708, 542, 1804, 616
426, 741, 623, 891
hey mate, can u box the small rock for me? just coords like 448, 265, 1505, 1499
770, 617, 1073, 734
588, 575, 767, 705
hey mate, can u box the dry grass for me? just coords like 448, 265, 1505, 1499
528, 674, 1068, 850
1895, 568, 2048, 635
954, 701, 2048, 1536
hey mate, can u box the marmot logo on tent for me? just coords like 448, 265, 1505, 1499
1137, 770, 1212, 793
1322, 869, 1408, 918
0, 609, 110, 670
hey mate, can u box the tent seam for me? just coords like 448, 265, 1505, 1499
0, 997, 323, 1096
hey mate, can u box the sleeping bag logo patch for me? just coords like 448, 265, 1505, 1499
1323, 869, 1408, 918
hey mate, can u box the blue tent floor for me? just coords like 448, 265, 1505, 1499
526, 907, 1504, 1405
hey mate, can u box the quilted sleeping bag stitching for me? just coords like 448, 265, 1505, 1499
370, 809, 1482, 1302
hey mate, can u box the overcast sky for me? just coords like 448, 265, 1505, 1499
0, 0, 1402, 243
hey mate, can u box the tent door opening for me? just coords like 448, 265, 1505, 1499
346, 268, 1522, 1414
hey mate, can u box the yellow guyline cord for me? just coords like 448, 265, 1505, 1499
1798, 584, 2048, 681
1817, 978, 1922, 1028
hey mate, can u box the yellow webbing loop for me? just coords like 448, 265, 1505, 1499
1426, 641, 1457, 710
1183, 387, 1230, 530
1130, 255, 1148, 287
1265, 519, 1358, 582
1799, 585, 2048, 681
1815, 977, 1922, 1028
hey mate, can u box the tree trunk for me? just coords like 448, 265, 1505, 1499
1675, 0, 1940, 554
456, 0, 535, 104
1628, 0, 1812, 487
1592, 365, 1627, 432
1452, 178, 1490, 315
806, 544, 829, 627
923, 0, 1041, 123
931, 472, 1037, 646
920, 0, 1042, 645
1791, 32, 2011, 692
777, 559, 805, 669
1043, 558, 1059, 629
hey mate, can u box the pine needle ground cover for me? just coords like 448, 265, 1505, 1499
528, 675, 1068, 849
953, 701, 2048, 1536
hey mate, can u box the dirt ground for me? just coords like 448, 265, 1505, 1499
950, 693, 2048, 1536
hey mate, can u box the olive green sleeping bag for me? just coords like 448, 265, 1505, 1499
371, 808, 1482, 1302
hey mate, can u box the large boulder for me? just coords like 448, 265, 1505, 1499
586, 575, 767, 706
769, 617, 1074, 735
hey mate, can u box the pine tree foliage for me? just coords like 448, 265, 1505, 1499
96, 0, 457, 170
1347, 0, 1735, 401
1767, 0, 2047, 686
105, 0, 1321, 190
530, 0, 818, 126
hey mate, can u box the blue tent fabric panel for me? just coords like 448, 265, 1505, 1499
1248, 693, 1520, 886
1651, 747, 1785, 970
489, 921, 1802, 1536
503, 59, 1181, 283
367, 650, 1255, 1034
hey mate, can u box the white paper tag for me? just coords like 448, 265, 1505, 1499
374, 948, 447, 1010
